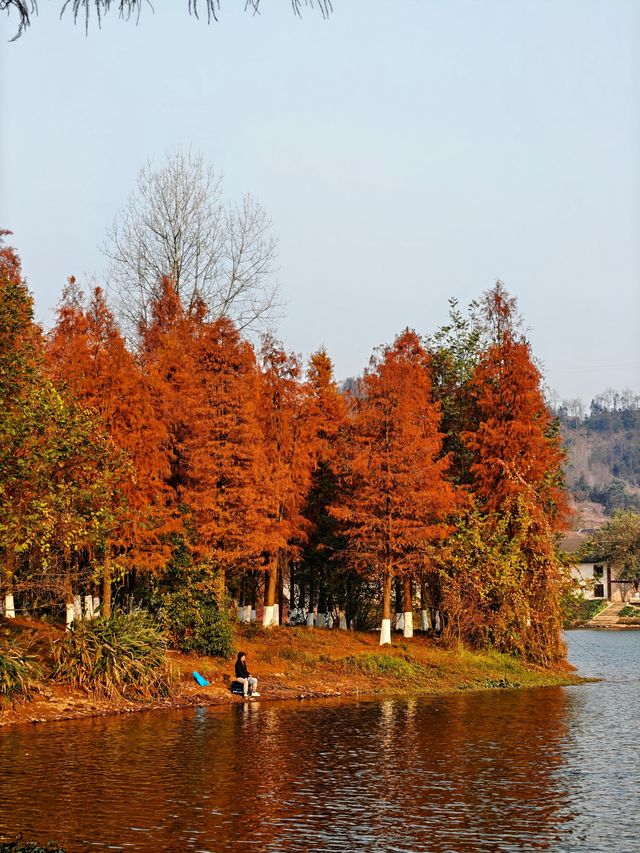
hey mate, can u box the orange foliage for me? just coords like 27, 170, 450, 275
182, 316, 266, 574
256, 338, 318, 610
47, 281, 176, 575
464, 331, 567, 530
335, 330, 459, 625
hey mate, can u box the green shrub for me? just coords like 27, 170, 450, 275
620, 604, 640, 618
562, 594, 608, 625
0, 639, 42, 698
52, 610, 169, 699
157, 588, 233, 658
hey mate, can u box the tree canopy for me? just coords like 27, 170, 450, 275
1, 232, 571, 663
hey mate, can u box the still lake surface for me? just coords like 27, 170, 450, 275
1, 630, 638, 852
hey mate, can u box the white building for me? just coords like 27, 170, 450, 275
561, 531, 638, 603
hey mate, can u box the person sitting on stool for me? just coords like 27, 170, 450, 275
235, 651, 260, 698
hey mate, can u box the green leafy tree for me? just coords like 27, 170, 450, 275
1, 235, 127, 618
588, 510, 640, 595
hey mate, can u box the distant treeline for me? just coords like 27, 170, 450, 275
554, 393, 640, 514
554, 391, 640, 431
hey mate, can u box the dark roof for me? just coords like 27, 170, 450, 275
559, 531, 589, 555
559, 531, 605, 563
560, 530, 589, 554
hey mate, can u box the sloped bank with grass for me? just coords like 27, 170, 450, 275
0, 615, 584, 728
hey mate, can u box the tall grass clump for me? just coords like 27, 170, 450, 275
52, 610, 169, 699
0, 639, 42, 698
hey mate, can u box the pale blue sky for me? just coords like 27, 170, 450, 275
1, 0, 639, 403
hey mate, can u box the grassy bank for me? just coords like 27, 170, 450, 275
1, 617, 584, 728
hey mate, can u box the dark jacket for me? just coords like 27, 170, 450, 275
235, 655, 250, 679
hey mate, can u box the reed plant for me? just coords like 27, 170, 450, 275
52, 610, 170, 699
0, 639, 42, 698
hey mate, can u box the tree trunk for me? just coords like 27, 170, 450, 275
317, 583, 327, 628
289, 562, 296, 612
403, 577, 413, 638
65, 572, 74, 630
102, 554, 112, 619
4, 553, 16, 618
380, 570, 392, 645
84, 593, 94, 620
420, 579, 431, 632
394, 576, 404, 632
277, 557, 285, 625
263, 564, 277, 627
4, 592, 16, 619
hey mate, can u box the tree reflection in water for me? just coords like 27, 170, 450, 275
0, 686, 577, 852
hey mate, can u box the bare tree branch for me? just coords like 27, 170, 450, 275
2, 0, 332, 41
103, 149, 281, 341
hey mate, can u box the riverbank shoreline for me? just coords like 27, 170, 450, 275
1, 619, 586, 729
567, 624, 640, 630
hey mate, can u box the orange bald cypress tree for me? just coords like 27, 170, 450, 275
334, 330, 458, 645
256, 337, 317, 626
182, 316, 266, 599
460, 284, 568, 661
138, 278, 199, 506
463, 284, 567, 526
46, 283, 175, 613
297, 348, 348, 625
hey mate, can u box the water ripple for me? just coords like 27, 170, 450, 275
1, 630, 638, 852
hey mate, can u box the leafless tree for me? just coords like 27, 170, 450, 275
2, 1, 332, 41
103, 149, 280, 339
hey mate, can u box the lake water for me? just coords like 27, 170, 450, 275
1, 630, 638, 852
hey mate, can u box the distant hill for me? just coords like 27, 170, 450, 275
555, 392, 640, 526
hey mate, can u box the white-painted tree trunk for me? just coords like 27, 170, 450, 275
403, 611, 413, 638
244, 605, 252, 622
272, 603, 279, 626
73, 595, 82, 622
380, 618, 392, 645
237, 605, 246, 623
435, 610, 441, 632
93, 596, 100, 618
316, 612, 326, 629
65, 602, 75, 630
421, 609, 430, 632
4, 593, 15, 619
394, 613, 404, 632
326, 614, 334, 629
262, 604, 274, 627
338, 611, 347, 630
84, 594, 94, 620
306, 612, 315, 627
250, 608, 256, 623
